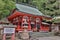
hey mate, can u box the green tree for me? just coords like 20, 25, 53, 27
0, 0, 5, 19
0, 0, 15, 19
32, 0, 60, 17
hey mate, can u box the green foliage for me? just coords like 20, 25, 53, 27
0, 0, 15, 19
32, 0, 60, 17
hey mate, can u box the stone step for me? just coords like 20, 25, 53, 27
29, 32, 54, 38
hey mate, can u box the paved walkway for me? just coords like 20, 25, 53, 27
38, 36, 60, 40
6, 32, 60, 40
15, 36, 60, 40
29, 32, 60, 40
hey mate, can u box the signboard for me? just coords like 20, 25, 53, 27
4, 28, 15, 34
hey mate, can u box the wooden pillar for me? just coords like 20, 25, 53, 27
36, 17, 41, 32
28, 16, 31, 31
11, 33, 15, 40
3, 34, 6, 40
39, 18, 42, 31
16, 16, 23, 32
16, 22, 21, 32
21, 16, 24, 29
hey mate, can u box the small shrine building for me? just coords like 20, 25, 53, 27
8, 4, 52, 32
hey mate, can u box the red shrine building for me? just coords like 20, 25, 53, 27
8, 4, 52, 32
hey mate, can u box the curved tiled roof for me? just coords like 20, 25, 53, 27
16, 4, 44, 16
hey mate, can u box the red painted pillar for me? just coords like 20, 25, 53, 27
28, 17, 31, 31
3, 34, 6, 40
16, 16, 23, 32
16, 24, 21, 31
36, 18, 41, 32
21, 16, 24, 29
11, 33, 15, 40
40, 18, 42, 31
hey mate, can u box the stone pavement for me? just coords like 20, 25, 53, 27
29, 32, 54, 37
38, 36, 60, 40
6, 32, 60, 40
15, 36, 60, 40
29, 32, 60, 40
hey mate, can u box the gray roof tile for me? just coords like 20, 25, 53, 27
16, 4, 44, 16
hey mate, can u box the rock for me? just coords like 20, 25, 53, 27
20, 31, 29, 39
17, 29, 30, 40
